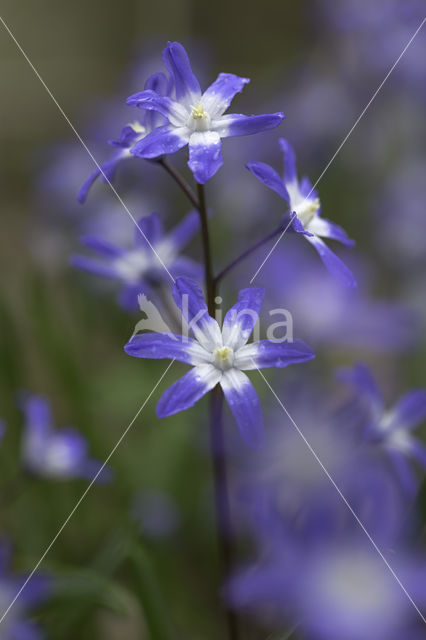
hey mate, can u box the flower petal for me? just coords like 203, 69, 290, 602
70, 255, 118, 279
308, 217, 355, 247
21, 394, 52, 433
305, 235, 357, 288
337, 363, 384, 420
131, 124, 189, 159
157, 364, 221, 417
172, 277, 222, 350
77, 151, 124, 204
79, 236, 124, 257
246, 161, 290, 202
188, 131, 224, 183
212, 112, 284, 138
134, 212, 164, 247
201, 73, 250, 118
126, 91, 188, 127
279, 138, 298, 184
124, 332, 210, 365
234, 339, 315, 370
162, 41, 201, 108
388, 390, 426, 432
166, 209, 199, 252
222, 287, 265, 350
220, 369, 264, 449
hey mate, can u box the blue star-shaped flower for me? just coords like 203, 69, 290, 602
247, 138, 356, 287
71, 210, 202, 310
339, 363, 426, 493
126, 41, 285, 183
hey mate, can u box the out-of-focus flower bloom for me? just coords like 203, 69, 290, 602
78, 73, 171, 203
71, 211, 202, 310
126, 41, 285, 183
20, 394, 109, 482
230, 534, 426, 640
0, 539, 49, 639
252, 245, 419, 352
247, 138, 356, 287
124, 277, 314, 447
339, 363, 426, 493
131, 490, 180, 539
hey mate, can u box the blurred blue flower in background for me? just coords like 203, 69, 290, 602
339, 363, 426, 494
71, 210, 202, 311
19, 394, 109, 482
0, 539, 49, 639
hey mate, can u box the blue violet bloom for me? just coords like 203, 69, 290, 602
71, 210, 202, 310
124, 277, 315, 448
78, 72, 171, 203
247, 138, 356, 287
20, 393, 109, 481
339, 363, 426, 493
126, 41, 285, 183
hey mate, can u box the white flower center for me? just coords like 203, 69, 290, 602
213, 346, 234, 371
114, 251, 150, 282
189, 103, 211, 132
294, 197, 320, 226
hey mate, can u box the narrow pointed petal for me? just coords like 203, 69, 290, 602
126, 91, 188, 126
80, 236, 124, 258
212, 112, 284, 138
134, 212, 164, 247
220, 369, 264, 449
246, 161, 290, 202
337, 363, 384, 419
162, 41, 201, 108
305, 235, 357, 288
124, 332, 210, 365
70, 255, 118, 279
77, 152, 124, 203
278, 138, 298, 184
22, 395, 52, 432
172, 277, 222, 349
234, 339, 315, 370
388, 391, 426, 431
188, 131, 224, 183
157, 364, 221, 417
222, 288, 265, 350
166, 210, 199, 252
308, 217, 355, 247
201, 73, 250, 118
144, 72, 169, 94
131, 125, 189, 159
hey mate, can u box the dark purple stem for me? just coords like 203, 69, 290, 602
215, 222, 286, 285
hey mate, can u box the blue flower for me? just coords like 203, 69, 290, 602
126, 41, 285, 184
20, 394, 109, 481
247, 138, 356, 287
71, 210, 202, 310
78, 72, 171, 203
339, 363, 426, 493
230, 535, 426, 640
0, 539, 50, 639
124, 277, 315, 448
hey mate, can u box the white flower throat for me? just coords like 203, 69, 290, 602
213, 346, 234, 371
189, 103, 211, 132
